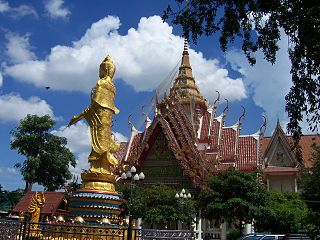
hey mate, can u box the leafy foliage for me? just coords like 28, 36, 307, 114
118, 184, 195, 228
198, 169, 312, 233
163, 0, 320, 139
227, 229, 243, 240
0, 186, 24, 212
198, 169, 269, 229
10, 114, 76, 191
300, 144, 320, 204
257, 191, 309, 233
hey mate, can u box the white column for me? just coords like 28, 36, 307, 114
221, 222, 227, 240
266, 178, 270, 191
203, 219, 207, 240
137, 218, 142, 229
178, 220, 182, 230
294, 177, 298, 192
197, 217, 202, 240
244, 224, 252, 234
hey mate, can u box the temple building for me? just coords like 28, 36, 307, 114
261, 121, 320, 193
113, 39, 320, 239
115, 39, 266, 190
115, 40, 320, 194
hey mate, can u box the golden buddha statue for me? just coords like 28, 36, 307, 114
68, 55, 120, 192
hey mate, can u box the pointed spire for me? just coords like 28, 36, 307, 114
181, 38, 191, 69
169, 38, 207, 110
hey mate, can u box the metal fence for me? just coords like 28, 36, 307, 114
0, 220, 195, 240
0, 219, 21, 239
139, 229, 195, 239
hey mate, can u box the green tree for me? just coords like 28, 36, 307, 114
257, 191, 309, 234
10, 114, 76, 191
299, 143, 320, 237
119, 184, 195, 229
0, 186, 24, 212
198, 169, 269, 231
163, 1, 320, 139
300, 144, 320, 205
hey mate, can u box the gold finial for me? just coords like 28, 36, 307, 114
260, 114, 267, 136
128, 114, 133, 128
238, 106, 246, 125
184, 38, 188, 52
214, 90, 220, 107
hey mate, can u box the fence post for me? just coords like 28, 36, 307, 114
127, 215, 133, 240
21, 217, 28, 240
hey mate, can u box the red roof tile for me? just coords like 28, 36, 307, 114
126, 132, 142, 164
210, 119, 221, 146
296, 135, 320, 168
237, 136, 258, 171
220, 128, 236, 160
114, 142, 128, 161
12, 191, 68, 216
200, 111, 210, 140
262, 135, 320, 168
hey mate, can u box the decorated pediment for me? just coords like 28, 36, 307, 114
264, 122, 296, 168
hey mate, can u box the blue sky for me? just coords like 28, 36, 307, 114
0, 0, 305, 190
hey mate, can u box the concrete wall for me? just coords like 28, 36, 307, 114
268, 175, 296, 192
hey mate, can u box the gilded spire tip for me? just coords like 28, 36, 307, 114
184, 38, 188, 52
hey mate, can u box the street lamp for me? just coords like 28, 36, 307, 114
121, 166, 145, 240
175, 189, 191, 229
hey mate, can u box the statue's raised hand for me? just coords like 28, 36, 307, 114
68, 114, 83, 127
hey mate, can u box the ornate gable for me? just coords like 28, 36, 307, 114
141, 129, 187, 185
263, 121, 296, 168
118, 39, 266, 187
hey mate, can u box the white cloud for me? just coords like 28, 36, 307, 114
191, 51, 246, 101
52, 122, 91, 176
0, 0, 37, 18
52, 121, 91, 153
0, 93, 54, 122
5, 32, 36, 64
0, 0, 9, 12
0, 167, 18, 174
0, 72, 3, 87
12, 4, 38, 18
44, 0, 70, 19
0, 167, 22, 190
3, 15, 246, 103
113, 132, 128, 142
226, 33, 292, 134
52, 121, 128, 178
70, 152, 90, 176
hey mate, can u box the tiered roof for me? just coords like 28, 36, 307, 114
115, 40, 266, 188
113, 39, 319, 189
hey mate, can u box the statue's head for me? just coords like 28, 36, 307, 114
99, 54, 115, 79
106, 55, 112, 62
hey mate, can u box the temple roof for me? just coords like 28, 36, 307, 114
261, 132, 320, 169
12, 191, 69, 216
168, 39, 207, 111
114, 40, 319, 187
114, 40, 268, 187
